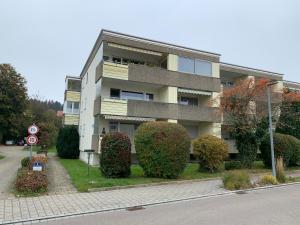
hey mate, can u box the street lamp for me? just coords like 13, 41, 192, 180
266, 81, 278, 177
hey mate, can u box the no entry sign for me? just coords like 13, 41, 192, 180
27, 135, 38, 145
28, 124, 39, 135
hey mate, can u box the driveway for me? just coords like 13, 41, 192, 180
0, 146, 28, 199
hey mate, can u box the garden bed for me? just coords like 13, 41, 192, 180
0, 154, 4, 160
59, 159, 279, 192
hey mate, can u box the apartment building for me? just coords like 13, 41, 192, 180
283, 80, 300, 93
63, 76, 81, 126
76, 29, 289, 165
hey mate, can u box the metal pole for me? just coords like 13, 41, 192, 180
88, 153, 90, 183
30, 144, 32, 160
267, 86, 276, 177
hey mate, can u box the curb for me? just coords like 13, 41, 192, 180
2, 181, 300, 225
88, 177, 220, 192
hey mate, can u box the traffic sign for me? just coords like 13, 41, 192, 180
27, 135, 38, 145
28, 124, 39, 135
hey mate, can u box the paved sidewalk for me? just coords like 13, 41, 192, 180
0, 179, 224, 224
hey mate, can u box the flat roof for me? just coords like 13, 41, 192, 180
220, 62, 283, 78
65, 75, 80, 81
80, 29, 221, 78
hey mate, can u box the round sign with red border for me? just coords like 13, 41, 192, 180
28, 124, 39, 135
27, 135, 38, 145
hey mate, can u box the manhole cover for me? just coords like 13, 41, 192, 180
126, 206, 145, 211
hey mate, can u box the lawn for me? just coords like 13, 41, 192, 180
59, 159, 272, 192
0, 155, 4, 160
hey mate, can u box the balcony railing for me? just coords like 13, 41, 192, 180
94, 98, 221, 123
96, 61, 221, 92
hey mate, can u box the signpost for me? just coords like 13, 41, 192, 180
84, 149, 95, 184
27, 124, 39, 160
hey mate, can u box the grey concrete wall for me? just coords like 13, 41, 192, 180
127, 100, 221, 122
129, 64, 221, 92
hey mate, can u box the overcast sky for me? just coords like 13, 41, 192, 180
1, 0, 299, 103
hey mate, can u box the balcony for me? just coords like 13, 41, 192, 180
65, 90, 80, 102
96, 61, 221, 92
94, 98, 221, 123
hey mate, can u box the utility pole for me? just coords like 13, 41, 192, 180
267, 82, 278, 177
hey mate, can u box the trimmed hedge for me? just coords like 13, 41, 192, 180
193, 135, 228, 172
100, 132, 131, 178
135, 122, 190, 179
56, 126, 80, 159
15, 168, 48, 194
224, 161, 242, 170
260, 133, 300, 167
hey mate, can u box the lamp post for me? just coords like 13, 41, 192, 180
266, 81, 278, 177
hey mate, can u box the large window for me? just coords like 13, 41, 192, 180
65, 101, 80, 114
110, 88, 154, 101
195, 59, 212, 76
121, 91, 144, 100
178, 56, 212, 76
178, 57, 194, 74
178, 96, 198, 106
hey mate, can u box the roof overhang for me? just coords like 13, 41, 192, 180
220, 62, 283, 81
80, 29, 221, 78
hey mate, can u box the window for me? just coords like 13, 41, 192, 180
110, 89, 120, 99
179, 97, 198, 106
109, 122, 119, 133
146, 93, 154, 101
112, 57, 121, 64
178, 57, 194, 74
66, 101, 73, 113
73, 102, 79, 114
195, 59, 212, 76
103, 55, 110, 61
178, 56, 212, 76
121, 91, 144, 100
65, 101, 80, 114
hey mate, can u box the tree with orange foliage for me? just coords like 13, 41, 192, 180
221, 77, 281, 168
276, 87, 300, 139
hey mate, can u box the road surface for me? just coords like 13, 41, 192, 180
0, 146, 28, 199
37, 183, 300, 225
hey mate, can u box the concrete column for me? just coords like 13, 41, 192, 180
167, 54, 178, 71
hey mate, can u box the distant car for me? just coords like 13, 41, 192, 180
5, 140, 14, 145
17, 140, 25, 146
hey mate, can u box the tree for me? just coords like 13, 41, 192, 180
220, 77, 281, 167
0, 64, 28, 142
29, 98, 62, 147
276, 88, 300, 139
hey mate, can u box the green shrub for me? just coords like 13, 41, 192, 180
15, 168, 48, 194
56, 126, 79, 159
193, 135, 228, 172
223, 171, 251, 190
224, 161, 242, 170
259, 175, 278, 185
234, 130, 258, 168
135, 122, 190, 179
100, 132, 131, 178
21, 157, 30, 168
260, 133, 300, 167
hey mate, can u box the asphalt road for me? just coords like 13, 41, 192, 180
0, 146, 28, 199
37, 183, 300, 225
